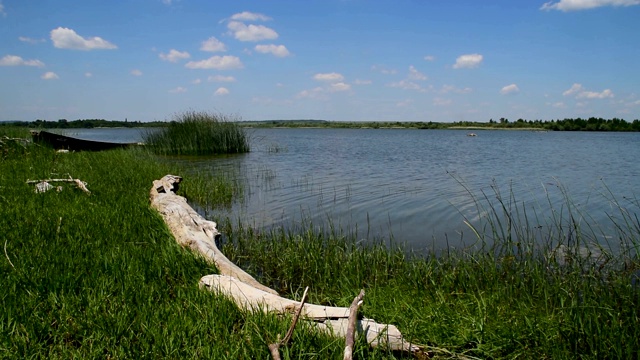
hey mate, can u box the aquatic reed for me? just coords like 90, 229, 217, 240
144, 111, 250, 155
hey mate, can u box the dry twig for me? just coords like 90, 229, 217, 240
269, 286, 310, 360
344, 289, 365, 360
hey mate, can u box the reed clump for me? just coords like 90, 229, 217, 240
144, 111, 250, 155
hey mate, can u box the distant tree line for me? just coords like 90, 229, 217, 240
242, 117, 640, 131
1, 118, 166, 129
2, 116, 640, 132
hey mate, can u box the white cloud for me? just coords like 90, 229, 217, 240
563, 83, 584, 96
541, 0, 640, 11
371, 65, 397, 75
169, 86, 187, 93
354, 79, 372, 85
41, 72, 59, 80
563, 83, 614, 99
214, 87, 230, 96
192, 78, 201, 84
329, 82, 351, 92
453, 53, 483, 69
0, 55, 45, 67
388, 80, 424, 92
131, 69, 143, 76
200, 37, 226, 52
424, 55, 436, 61
577, 89, 614, 99
314, 72, 344, 82
440, 85, 472, 94
208, 75, 236, 82
230, 11, 272, 21
185, 55, 243, 70
500, 84, 520, 95
50, 27, 117, 50
296, 87, 325, 99
433, 97, 452, 106
408, 65, 427, 81
227, 21, 278, 42
255, 44, 290, 57
18, 36, 45, 44
85, 72, 92, 77
0, 1, 5, 17
159, 49, 190, 62
551, 101, 566, 108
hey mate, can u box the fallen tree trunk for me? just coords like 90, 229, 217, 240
150, 175, 420, 354
150, 175, 277, 295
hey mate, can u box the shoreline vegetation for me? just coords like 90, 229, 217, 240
2, 120, 639, 358
2, 116, 640, 132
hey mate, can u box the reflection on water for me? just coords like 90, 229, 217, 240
73, 127, 640, 251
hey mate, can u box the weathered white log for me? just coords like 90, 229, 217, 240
200, 274, 420, 353
150, 175, 277, 295
151, 175, 420, 354
27, 177, 90, 194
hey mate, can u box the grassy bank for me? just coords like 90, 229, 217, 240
2, 127, 639, 358
144, 111, 250, 156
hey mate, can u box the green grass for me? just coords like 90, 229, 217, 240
2, 127, 639, 359
143, 111, 250, 156
216, 183, 640, 358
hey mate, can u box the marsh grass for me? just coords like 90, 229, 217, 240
144, 111, 250, 156
216, 180, 640, 359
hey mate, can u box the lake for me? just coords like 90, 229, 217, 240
70, 127, 640, 252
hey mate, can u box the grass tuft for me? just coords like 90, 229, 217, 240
143, 111, 250, 156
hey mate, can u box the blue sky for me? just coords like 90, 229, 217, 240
1, 0, 639, 122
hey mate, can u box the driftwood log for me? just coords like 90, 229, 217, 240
150, 175, 420, 354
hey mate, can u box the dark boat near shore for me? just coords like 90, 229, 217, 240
30, 130, 142, 151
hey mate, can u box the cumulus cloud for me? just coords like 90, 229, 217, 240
440, 85, 472, 94
191, 78, 202, 84
0, 55, 44, 67
208, 75, 236, 82
329, 82, 351, 92
388, 80, 425, 92
227, 21, 278, 42
169, 86, 187, 93
577, 89, 614, 99
371, 65, 397, 75
255, 44, 290, 57
200, 37, 226, 52
296, 87, 325, 99
408, 65, 427, 81
230, 11, 272, 21
433, 97, 452, 106
41, 72, 59, 80
563, 83, 614, 99
500, 84, 520, 95
453, 53, 483, 69
214, 87, 230, 96
85, 72, 92, 77
185, 55, 243, 70
19, 36, 46, 44
313, 72, 344, 82
50, 27, 117, 50
159, 49, 190, 62
131, 69, 143, 76
563, 83, 584, 96
0, 1, 5, 17
541, 0, 640, 11
424, 55, 436, 61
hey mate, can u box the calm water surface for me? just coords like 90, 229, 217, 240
73, 128, 640, 251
